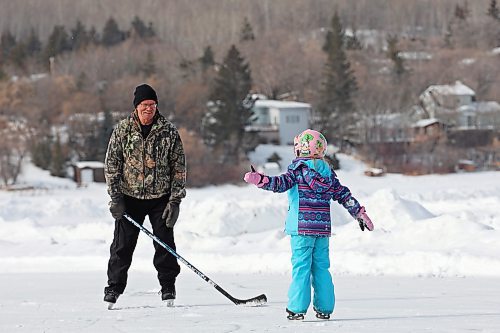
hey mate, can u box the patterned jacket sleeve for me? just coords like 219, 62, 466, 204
261, 168, 298, 193
330, 177, 362, 217
169, 129, 187, 202
104, 127, 123, 200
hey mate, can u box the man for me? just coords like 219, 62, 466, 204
103, 83, 186, 308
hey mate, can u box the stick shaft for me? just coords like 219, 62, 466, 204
122, 214, 265, 305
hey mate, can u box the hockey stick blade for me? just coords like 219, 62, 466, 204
231, 293, 267, 306
214, 283, 267, 306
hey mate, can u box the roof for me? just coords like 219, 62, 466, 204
254, 99, 310, 109
398, 51, 433, 60
413, 118, 441, 128
75, 161, 105, 169
457, 101, 500, 113
363, 113, 406, 128
424, 81, 475, 96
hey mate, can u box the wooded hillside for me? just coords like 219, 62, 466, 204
0, 0, 498, 185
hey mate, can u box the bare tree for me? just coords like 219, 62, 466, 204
0, 117, 30, 186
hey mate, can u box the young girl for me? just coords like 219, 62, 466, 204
244, 129, 374, 320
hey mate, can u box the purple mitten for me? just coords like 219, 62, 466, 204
356, 207, 374, 231
244, 172, 269, 188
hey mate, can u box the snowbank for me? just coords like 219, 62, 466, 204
0, 148, 499, 277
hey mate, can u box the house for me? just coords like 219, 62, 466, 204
357, 81, 499, 173
73, 161, 105, 185
420, 81, 476, 116
247, 99, 311, 144
411, 81, 500, 131
412, 118, 446, 142
417, 81, 500, 130
456, 101, 500, 129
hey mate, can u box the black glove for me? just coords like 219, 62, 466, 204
109, 196, 126, 220
162, 200, 180, 228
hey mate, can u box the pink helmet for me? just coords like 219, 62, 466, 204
293, 129, 327, 158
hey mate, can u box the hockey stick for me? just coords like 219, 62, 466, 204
123, 214, 267, 306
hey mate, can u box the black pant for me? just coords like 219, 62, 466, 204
106, 195, 180, 294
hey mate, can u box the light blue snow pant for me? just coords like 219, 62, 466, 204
287, 235, 335, 314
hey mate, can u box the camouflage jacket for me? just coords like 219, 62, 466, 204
105, 111, 186, 201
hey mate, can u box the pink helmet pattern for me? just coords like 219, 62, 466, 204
294, 129, 327, 158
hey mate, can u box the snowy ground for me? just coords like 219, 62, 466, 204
1, 272, 499, 332
1, 147, 499, 331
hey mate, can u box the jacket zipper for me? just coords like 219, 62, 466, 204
141, 137, 146, 198
142, 124, 161, 198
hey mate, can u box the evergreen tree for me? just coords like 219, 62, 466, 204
50, 133, 66, 177
131, 16, 156, 39
101, 17, 125, 47
317, 12, 358, 147
146, 22, 156, 38
31, 135, 52, 170
71, 20, 90, 50
204, 45, 253, 163
131, 16, 147, 37
488, 0, 500, 20
97, 108, 114, 162
386, 34, 406, 79
0, 30, 16, 60
454, 1, 470, 21
199, 45, 215, 71
44, 25, 70, 60
88, 26, 100, 45
9, 42, 27, 70
25, 28, 42, 57
239, 17, 255, 42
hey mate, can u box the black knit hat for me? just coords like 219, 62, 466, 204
133, 84, 158, 108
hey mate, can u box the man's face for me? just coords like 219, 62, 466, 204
136, 99, 157, 125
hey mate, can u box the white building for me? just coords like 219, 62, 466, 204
417, 81, 500, 129
420, 81, 476, 116
247, 99, 310, 144
456, 102, 500, 129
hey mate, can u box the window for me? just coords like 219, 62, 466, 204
285, 115, 300, 123
252, 107, 270, 125
466, 115, 475, 128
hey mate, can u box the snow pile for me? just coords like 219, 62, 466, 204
0, 148, 499, 277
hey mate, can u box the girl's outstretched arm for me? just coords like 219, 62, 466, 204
244, 165, 297, 193
330, 177, 362, 217
262, 168, 298, 193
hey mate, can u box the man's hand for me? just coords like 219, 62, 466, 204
162, 201, 180, 228
109, 197, 126, 220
